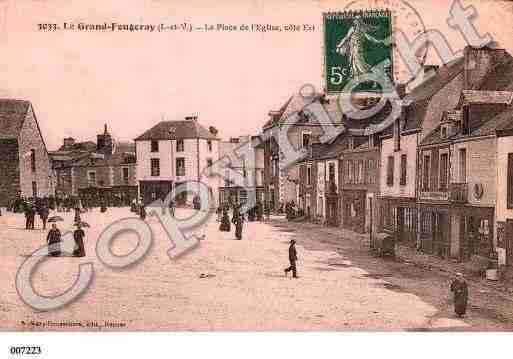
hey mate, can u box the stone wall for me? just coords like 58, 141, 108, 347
0, 139, 20, 206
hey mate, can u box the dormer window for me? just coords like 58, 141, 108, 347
441, 126, 448, 139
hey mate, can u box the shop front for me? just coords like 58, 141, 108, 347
342, 190, 366, 233
379, 197, 417, 246
418, 203, 450, 258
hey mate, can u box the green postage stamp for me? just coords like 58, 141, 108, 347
323, 10, 393, 94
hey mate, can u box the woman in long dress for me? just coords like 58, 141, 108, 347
73, 223, 86, 257
450, 273, 469, 318
47, 223, 62, 257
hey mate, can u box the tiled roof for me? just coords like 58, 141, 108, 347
57, 141, 97, 152
135, 120, 218, 141
477, 53, 513, 92
316, 133, 349, 160
495, 105, 513, 132
403, 57, 465, 104
402, 58, 465, 131
0, 99, 31, 139
71, 141, 136, 167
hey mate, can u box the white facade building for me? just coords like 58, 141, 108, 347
218, 135, 265, 205
135, 116, 219, 206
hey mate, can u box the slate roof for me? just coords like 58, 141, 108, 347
263, 93, 343, 130
316, 133, 349, 160
495, 105, 513, 133
0, 99, 31, 139
421, 50, 513, 145
71, 141, 136, 167
135, 120, 218, 141
57, 141, 97, 152
403, 57, 465, 131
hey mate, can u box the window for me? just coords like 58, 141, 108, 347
348, 160, 354, 184
386, 156, 394, 186
459, 148, 467, 183
30, 149, 36, 172
207, 140, 212, 152
206, 158, 213, 176
122, 167, 129, 184
422, 155, 431, 190
400, 154, 407, 186
441, 126, 448, 139
150, 158, 160, 177
225, 169, 231, 187
439, 153, 449, 191
328, 163, 335, 183
508, 153, 513, 209
302, 132, 311, 148
176, 139, 184, 152
151, 140, 159, 152
88, 171, 97, 186
366, 159, 375, 184
357, 160, 364, 184
394, 120, 401, 151
307, 166, 311, 185
176, 158, 185, 176
32, 181, 37, 197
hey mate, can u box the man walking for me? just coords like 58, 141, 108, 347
284, 239, 298, 278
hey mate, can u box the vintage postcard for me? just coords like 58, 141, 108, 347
1, 1, 513, 351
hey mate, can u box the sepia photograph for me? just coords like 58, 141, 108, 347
1, 0, 513, 357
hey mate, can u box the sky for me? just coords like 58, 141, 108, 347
0, 0, 512, 150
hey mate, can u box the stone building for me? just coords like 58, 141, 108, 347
135, 116, 219, 206
262, 93, 342, 211
379, 56, 466, 249
0, 99, 54, 205
415, 45, 513, 262
50, 125, 138, 206
217, 135, 265, 206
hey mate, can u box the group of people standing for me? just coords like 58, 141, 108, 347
218, 202, 246, 240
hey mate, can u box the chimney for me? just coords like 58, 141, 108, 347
63, 137, 75, 148
209, 126, 218, 136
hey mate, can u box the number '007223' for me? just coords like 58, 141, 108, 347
9, 346, 42, 355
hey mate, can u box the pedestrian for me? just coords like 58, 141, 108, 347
73, 223, 86, 257
216, 206, 222, 222
219, 206, 231, 232
100, 198, 107, 213
46, 223, 62, 257
39, 204, 49, 230
235, 214, 244, 240
169, 199, 175, 217
74, 207, 81, 224
450, 273, 469, 318
139, 203, 147, 221
284, 239, 298, 278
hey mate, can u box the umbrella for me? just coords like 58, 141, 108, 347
74, 221, 90, 228
48, 216, 64, 223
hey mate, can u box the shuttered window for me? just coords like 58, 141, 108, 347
386, 156, 394, 186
